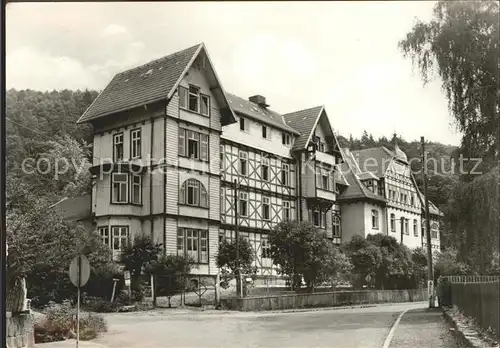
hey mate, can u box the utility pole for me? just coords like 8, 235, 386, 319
400, 217, 405, 245
421, 136, 435, 308
233, 179, 241, 297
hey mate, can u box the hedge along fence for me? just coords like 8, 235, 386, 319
450, 281, 499, 338
222, 289, 428, 311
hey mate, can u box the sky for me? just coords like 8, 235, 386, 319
6, 1, 461, 146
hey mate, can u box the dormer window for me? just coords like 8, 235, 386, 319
240, 117, 246, 131
282, 133, 291, 146
262, 125, 268, 139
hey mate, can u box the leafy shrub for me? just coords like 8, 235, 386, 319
81, 295, 121, 313
34, 300, 107, 343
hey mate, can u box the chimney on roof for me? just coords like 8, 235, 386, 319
249, 95, 269, 108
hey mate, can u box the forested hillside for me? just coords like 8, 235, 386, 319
6, 89, 97, 211
6, 87, 498, 274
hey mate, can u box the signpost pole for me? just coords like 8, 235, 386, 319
68, 254, 90, 348
76, 256, 81, 348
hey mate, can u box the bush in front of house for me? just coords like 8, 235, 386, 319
34, 300, 107, 343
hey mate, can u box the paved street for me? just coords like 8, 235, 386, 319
36, 302, 464, 348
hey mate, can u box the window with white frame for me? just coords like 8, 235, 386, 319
239, 191, 248, 216
113, 133, 124, 162
177, 228, 208, 263
283, 201, 290, 221
178, 128, 208, 161
261, 235, 271, 259
390, 213, 396, 232
262, 196, 270, 220
282, 133, 291, 146
311, 209, 326, 228
130, 129, 141, 159
332, 215, 341, 237
413, 219, 418, 236
261, 157, 269, 181
281, 163, 290, 186
187, 130, 199, 159
112, 173, 128, 203
371, 210, 379, 229
262, 125, 268, 139
179, 179, 208, 207
322, 174, 329, 190
98, 227, 109, 246
239, 151, 248, 176
410, 194, 415, 206
404, 219, 409, 235
200, 94, 210, 116
112, 226, 128, 256
131, 174, 142, 204
188, 85, 200, 113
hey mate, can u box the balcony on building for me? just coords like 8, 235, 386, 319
314, 151, 337, 167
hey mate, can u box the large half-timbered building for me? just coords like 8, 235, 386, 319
77, 43, 441, 278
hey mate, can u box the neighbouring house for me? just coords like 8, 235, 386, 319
75, 42, 440, 279
337, 137, 442, 250
50, 195, 94, 232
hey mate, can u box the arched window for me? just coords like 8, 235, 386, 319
179, 179, 208, 207
332, 215, 341, 237
371, 210, 379, 229
390, 214, 396, 232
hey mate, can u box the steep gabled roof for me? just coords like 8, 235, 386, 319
282, 106, 323, 150
351, 146, 394, 178
337, 149, 386, 204
50, 195, 92, 221
78, 43, 236, 125
226, 93, 299, 134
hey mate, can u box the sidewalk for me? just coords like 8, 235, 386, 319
388, 308, 465, 348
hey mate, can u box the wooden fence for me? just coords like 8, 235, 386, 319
447, 276, 500, 338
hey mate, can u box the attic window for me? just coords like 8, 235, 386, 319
189, 85, 200, 112
262, 125, 268, 139
282, 133, 291, 146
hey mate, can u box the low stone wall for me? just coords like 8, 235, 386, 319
222, 289, 428, 311
6, 312, 34, 348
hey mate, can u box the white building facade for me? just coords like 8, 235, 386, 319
78, 43, 441, 279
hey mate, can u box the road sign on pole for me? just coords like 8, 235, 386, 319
69, 255, 90, 348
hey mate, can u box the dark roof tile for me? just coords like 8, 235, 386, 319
226, 93, 299, 134
51, 195, 92, 221
282, 106, 323, 150
78, 44, 201, 123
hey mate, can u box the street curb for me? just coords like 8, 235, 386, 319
442, 306, 499, 348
